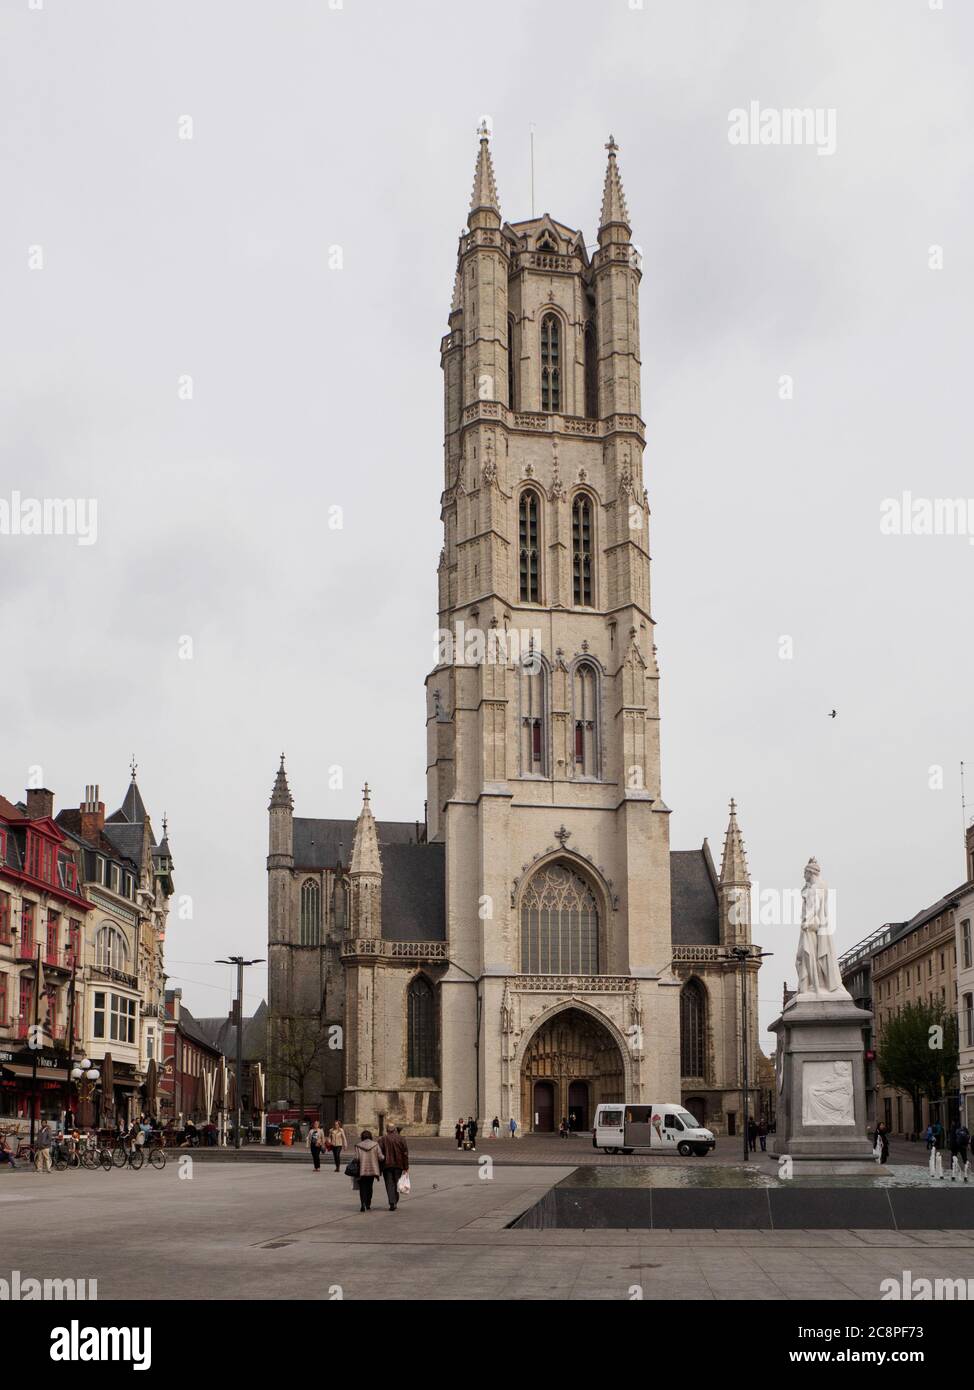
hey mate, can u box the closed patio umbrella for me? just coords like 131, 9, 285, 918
100, 1053, 114, 1129
144, 1057, 158, 1116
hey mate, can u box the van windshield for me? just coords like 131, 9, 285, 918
678, 1111, 702, 1130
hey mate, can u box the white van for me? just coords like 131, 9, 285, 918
593, 1102, 716, 1157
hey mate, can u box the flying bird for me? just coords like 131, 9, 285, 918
828, 709, 837, 719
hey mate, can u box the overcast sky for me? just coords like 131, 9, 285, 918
1, 0, 971, 1049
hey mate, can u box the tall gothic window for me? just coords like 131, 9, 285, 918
584, 321, 598, 418
300, 879, 321, 946
572, 493, 593, 605
572, 660, 600, 778
407, 975, 436, 1078
507, 314, 517, 410
95, 924, 129, 971
680, 980, 707, 1078
520, 656, 548, 776
540, 313, 561, 412
520, 863, 599, 974
518, 489, 540, 602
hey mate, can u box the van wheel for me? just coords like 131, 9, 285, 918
677, 1141, 693, 1157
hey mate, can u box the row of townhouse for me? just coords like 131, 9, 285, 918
839, 822, 974, 1136
0, 774, 174, 1130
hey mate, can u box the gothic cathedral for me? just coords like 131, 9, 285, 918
267, 130, 762, 1136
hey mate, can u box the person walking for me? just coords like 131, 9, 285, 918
354, 1129, 381, 1212
35, 1121, 53, 1173
949, 1121, 970, 1175
933, 1119, 945, 1151
308, 1119, 325, 1172
455, 1117, 465, 1150
466, 1115, 478, 1150
509, 1116, 518, 1140
874, 1121, 890, 1165
491, 1116, 500, 1140
558, 1116, 569, 1140
378, 1124, 409, 1210
746, 1116, 757, 1153
758, 1118, 768, 1153
328, 1120, 347, 1172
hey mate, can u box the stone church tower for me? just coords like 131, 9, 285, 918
266, 129, 762, 1137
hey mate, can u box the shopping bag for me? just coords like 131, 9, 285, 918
397, 1172, 411, 1197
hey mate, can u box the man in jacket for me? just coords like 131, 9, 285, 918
35, 1122, 53, 1173
379, 1125, 409, 1210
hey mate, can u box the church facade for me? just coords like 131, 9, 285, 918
266, 130, 762, 1136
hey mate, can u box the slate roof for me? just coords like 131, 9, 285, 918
669, 849, 720, 946
193, 1001, 268, 1061
292, 817, 423, 869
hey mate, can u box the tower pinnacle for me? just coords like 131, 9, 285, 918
468, 121, 501, 227
719, 798, 751, 887
598, 133, 630, 239
269, 753, 293, 811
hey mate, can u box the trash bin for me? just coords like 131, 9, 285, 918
280, 1125, 294, 1147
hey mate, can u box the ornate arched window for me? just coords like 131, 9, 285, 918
572, 660, 600, 778
507, 314, 517, 410
95, 923, 128, 971
521, 863, 599, 974
680, 979, 707, 1078
300, 879, 321, 946
520, 655, 548, 777
572, 493, 593, 606
584, 321, 598, 418
540, 313, 561, 412
407, 975, 436, 1078
518, 489, 541, 603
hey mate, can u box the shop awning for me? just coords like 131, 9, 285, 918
1, 1064, 70, 1082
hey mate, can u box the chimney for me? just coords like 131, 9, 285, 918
25, 788, 54, 820
80, 784, 105, 841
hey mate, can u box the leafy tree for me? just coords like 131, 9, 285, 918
875, 1000, 959, 1128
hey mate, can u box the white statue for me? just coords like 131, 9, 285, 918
795, 857, 847, 997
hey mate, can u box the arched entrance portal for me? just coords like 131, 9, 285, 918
520, 1007, 626, 1133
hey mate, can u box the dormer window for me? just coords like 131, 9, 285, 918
537, 232, 557, 252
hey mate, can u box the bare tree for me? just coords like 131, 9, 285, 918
274, 1016, 328, 1123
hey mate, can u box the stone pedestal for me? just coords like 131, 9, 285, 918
769, 995, 875, 1167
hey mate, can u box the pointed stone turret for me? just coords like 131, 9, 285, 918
349, 782, 382, 938
598, 133, 630, 243
468, 119, 500, 229
719, 798, 751, 946
269, 753, 293, 811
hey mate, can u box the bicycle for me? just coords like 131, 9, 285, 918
51, 1143, 80, 1171
111, 1143, 144, 1170
146, 1146, 166, 1170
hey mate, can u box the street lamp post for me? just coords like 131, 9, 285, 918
727, 945, 773, 1163
69, 1057, 101, 1126
215, 957, 264, 1149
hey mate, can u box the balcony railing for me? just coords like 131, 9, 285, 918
16, 939, 36, 962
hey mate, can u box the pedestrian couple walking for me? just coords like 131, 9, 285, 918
308, 1120, 348, 1172
349, 1125, 410, 1212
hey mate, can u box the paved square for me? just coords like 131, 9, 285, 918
5, 1160, 974, 1301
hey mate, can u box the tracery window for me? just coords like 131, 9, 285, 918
520, 863, 599, 974
507, 314, 517, 410
572, 493, 593, 606
572, 661, 600, 778
518, 489, 541, 603
680, 979, 707, 1078
407, 975, 436, 1078
540, 313, 561, 413
95, 924, 129, 972
584, 321, 598, 418
300, 879, 321, 946
520, 656, 548, 777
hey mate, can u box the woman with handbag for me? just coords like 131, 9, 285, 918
308, 1119, 325, 1171
352, 1128, 381, 1212
328, 1120, 347, 1172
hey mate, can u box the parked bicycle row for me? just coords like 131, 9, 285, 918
0, 1123, 167, 1172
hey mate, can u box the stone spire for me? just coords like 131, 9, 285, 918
719, 798, 750, 886
269, 753, 293, 810
598, 133, 630, 240
468, 120, 501, 228
349, 782, 382, 937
